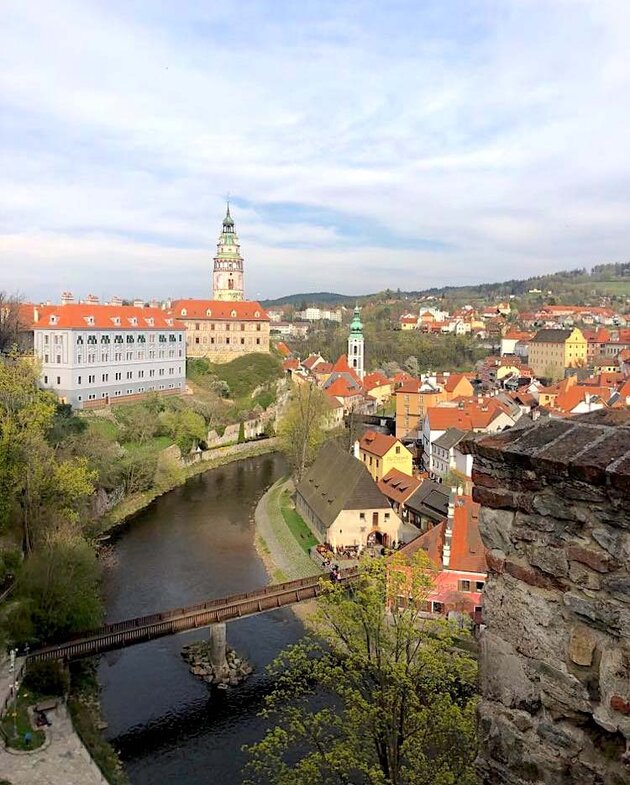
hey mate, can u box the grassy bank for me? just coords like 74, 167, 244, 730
279, 489, 317, 554
0, 689, 46, 750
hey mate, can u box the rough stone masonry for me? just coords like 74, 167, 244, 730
462, 409, 630, 785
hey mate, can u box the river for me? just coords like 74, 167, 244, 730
98, 452, 302, 785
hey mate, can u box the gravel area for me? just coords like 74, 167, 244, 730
254, 478, 322, 582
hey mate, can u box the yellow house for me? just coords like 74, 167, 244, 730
529, 328, 587, 381
362, 371, 393, 407
357, 430, 414, 482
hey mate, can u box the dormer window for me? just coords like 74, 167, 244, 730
49, 315, 58, 325
206, 309, 212, 317
130, 317, 137, 326
180, 309, 187, 317
254, 311, 260, 318
113, 317, 121, 326
86, 316, 95, 326
231, 310, 237, 318
147, 317, 154, 326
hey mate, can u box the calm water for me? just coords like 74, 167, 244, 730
98, 453, 303, 785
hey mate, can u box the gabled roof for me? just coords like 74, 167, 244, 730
433, 427, 467, 451
377, 468, 422, 505
324, 376, 363, 398
444, 373, 471, 393
405, 480, 449, 523
402, 496, 485, 573
33, 303, 183, 331
359, 430, 402, 457
171, 299, 268, 321
531, 328, 573, 343
363, 371, 390, 391
296, 443, 391, 530
276, 341, 292, 357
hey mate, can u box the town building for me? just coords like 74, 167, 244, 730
403, 480, 449, 531
32, 302, 186, 409
295, 306, 343, 323
431, 427, 471, 483
356, 430, 414, 482
296, 442, 403, 550
377, 469, 423, 520
395, 372, 474, 440
528, 327, 587, 380
212, 204, 244, 301
171, 300, 270, 363
397, 493, 486, 620
361, 371, 392, 407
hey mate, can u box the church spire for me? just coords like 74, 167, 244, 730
213, 202, 244, 301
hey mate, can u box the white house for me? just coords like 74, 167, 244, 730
33, 302, 186, 408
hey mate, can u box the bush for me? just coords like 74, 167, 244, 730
23, 660, 69, 697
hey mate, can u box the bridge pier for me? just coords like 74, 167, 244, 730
209, 623, 227, 671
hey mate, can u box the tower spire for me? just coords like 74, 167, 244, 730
213, 203, 243, 300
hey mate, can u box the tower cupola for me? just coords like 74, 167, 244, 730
212, 201, 244, 301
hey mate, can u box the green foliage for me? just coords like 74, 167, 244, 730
279, 491, 317, 553
114, 403, 159, 444
245, 554, 478, 785
189, 353, 282, 401
277, 384, 329, 480
47, 403, 87, 447
153, 449, 184, 492
10, 533, 102, 645
68, 660, 130, 785
23, 660, 69, 697
158, 408, 206, 453
0, 689, 46, 750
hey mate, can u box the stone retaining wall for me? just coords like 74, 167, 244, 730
462, 410, 630, 785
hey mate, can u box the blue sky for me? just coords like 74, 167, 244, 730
1, 0, 630, 301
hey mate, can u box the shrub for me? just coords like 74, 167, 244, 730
23, 660, 69, 697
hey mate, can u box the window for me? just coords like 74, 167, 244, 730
395, 446, 400, 454
459, 580, 471, 592
56, 376, 61, 385
432, 601, 443, 614
78, 376, 82, 384
195, 337, 200, 344
195, 323, 200, 331
44, 375, 48, 384
127, 371, 133, 380
44, 354, 49, 363
359, 512, 365, 520
256, 338, 260, 345
226, 338, 230, 345
56, 355, 61, 364
115, 372, 122, 381
241, 323, 245, 331
102, 373, 108, 382
240, 338, 245, 344
88, 374, 95, 383
384, 513, 390, 520
475, 580, 485, 592
256, 324, 261, 331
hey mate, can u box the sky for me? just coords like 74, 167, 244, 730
1, 0, 630, 302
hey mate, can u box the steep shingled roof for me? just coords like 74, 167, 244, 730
33, 303, 182, 331
170, 299, 268, 321
531, 328, 573, 343
296, 442, 391, 530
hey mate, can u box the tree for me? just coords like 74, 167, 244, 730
0, 292, 23, 354
245, 554, 478, 785
10, 530, 102, 644
403, 355, 420, 377
277, 383, 330, 480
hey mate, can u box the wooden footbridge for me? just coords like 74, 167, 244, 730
27, 569, 357, 663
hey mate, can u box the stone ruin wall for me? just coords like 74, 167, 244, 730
463, 410, 630, 785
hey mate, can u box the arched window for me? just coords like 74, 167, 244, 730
228, 278, 234, 290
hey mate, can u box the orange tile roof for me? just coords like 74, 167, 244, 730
283, 358, 299, 370
276, 341, 292, 357
331, 354, 361, 384
395, 378, 422, 394
443, 373, 468, 393
359, 430, 401, 457
33, 303, 182, 331
378, 468, 422, 504
170, 299, 268, 321
325, 377, 363, 398
555, 385, 612, 413
363, 371, 390, 391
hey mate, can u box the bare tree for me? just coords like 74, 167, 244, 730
0, 292, 24, 354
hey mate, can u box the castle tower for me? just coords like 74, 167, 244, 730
212, 203, 244, 301
348, 305, 364, 380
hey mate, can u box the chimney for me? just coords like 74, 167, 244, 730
33, 307, 40, 323
443, 488, 456, 568
86, 293, 100, 304
109, 295, 123, 306
60, 291, 74, 306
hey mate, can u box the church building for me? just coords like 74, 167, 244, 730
172, 205, 270, 363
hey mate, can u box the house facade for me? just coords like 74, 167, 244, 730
171, 300, 270, 363
32, 303, 186, 408
528, 327, 587, 380
357, 430, 414, 482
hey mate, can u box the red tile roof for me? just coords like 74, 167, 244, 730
443, 373, 470, 393
170, 299, 268, 321
377, 469, 422, 504
363, 371, 390, 391
325, 377, 363, 398
33, 303, 182, 331
395, 378, 422, 394
359, 430, 401, 457
276, 341, 292, 357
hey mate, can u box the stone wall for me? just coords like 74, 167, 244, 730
463, 410, 630, 785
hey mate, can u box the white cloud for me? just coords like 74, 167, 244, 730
1, 0, 630, 299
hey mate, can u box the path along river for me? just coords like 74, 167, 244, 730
98, 452, 302, 785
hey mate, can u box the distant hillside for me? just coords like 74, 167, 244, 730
264, 263, 630, 308
261, 292, 358, 307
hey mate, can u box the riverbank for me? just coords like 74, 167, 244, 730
97, 437, 280, 535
